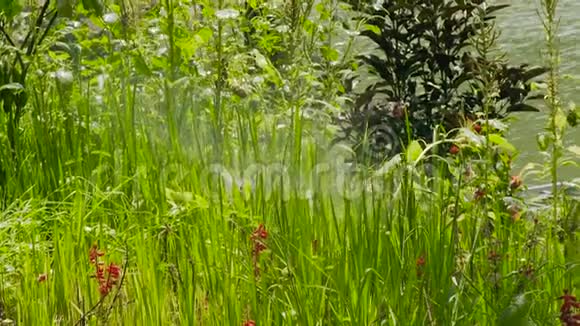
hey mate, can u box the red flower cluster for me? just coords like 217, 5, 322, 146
559, 289, 580, 325
251, 224, 268, 254
250, 224, 268, 275
89, 244, 104, 264
243, 320, 256, 326
89, 244, 122, 297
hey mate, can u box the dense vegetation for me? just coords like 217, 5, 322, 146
0, 0, 579, 324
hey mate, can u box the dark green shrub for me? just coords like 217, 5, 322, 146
337, 0, 547, 162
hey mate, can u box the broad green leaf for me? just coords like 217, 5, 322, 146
321, 46, 339, 62
132, 52, 151, 76
0, 0, 22, 18
363, 24, 381, 35
406, 140, 422, 162
165, 188, 193, 203
195, 27, 213, 44
489, 134, 517, 154
0, 83, 24, 93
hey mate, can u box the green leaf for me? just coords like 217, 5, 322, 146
165, 188, 193, 203
0, 0, 22, 18
406, 140, 422, 162
363, 24, 381, 36
555, 110, 568, 131
321, 46, 339, 62
132, 52, 151, 76
0, 83, 24, 93
195, 27, 213, 44
57, 0, 74, 18
81, 0, 103, 16
489, 134, 517, 154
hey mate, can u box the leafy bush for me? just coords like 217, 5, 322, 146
337, 0, 547, 162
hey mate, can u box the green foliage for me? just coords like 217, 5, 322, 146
337, 0, 546, 161
0, 0, 577, 325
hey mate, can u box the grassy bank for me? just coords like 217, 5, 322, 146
0, 0, 579, 325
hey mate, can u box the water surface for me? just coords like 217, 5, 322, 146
495, 0, 580, 180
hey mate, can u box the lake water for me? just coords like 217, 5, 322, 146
495, 0, 580, 180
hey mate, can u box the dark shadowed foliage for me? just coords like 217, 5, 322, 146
336, 0, 547, 162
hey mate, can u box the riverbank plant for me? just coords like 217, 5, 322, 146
0, 0, 578, 325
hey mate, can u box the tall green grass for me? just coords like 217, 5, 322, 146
0, 0, 578, 325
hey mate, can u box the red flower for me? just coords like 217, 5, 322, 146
416, 255, 426, 277
474, 188, 485, 201
559, 289, 580, 326
510, 175, 523, 190
252, 224, 268, 240
243, 320, 256, 326
99, 282, 112, 296
449, 144, 460, 155
474, 123, 482, 134
251, 224, 268, 254
89, 244, 105, 265
89, 244, 122, 297
416, 256, 426, 267
37, 273, 47, 283
250, 224, 269, 276
95, 263, 106, 282
107, 263, 122, 280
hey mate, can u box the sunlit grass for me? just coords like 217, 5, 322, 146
0, 0, 578, 325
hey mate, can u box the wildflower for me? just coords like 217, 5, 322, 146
37, 273, 47, 283
89, 244, 122, 297
559, 289, 580, 326
243, 320, 256, 326
473, 123, 482, 134
250, 224, 268, 276
99, 282, 112, 296
449, 144, 460, 155
252, 224, 268, 240
474, 188, 485, 201
510, 175, 523, 190
416, 255, 426, 277
89, 243, 105, 265
94, 263, 106, 282
107, 263, 122, 280
251, 224, 268, 254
